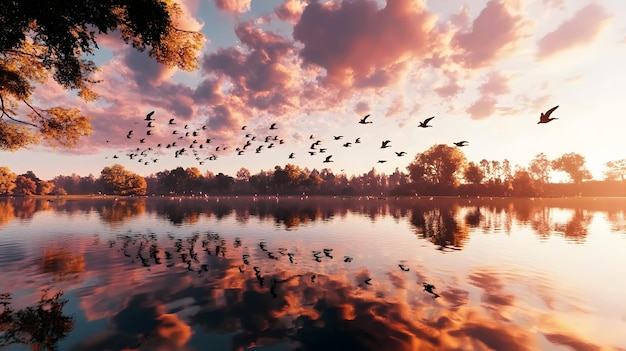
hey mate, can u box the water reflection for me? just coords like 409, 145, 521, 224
0, 197, 625, 350
0, 289, 74, 350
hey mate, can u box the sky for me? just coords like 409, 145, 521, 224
3, 0, 626, 182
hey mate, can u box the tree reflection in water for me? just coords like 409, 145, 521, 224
0, 289, 74, 351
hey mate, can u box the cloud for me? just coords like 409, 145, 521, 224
293, 0, 439, 88
213, 0, 251, 14
478, 71, 510, 96
434, 72, 464, 98
276, 0, 307, 23
353, 101, 370, 115
466, 95, 497, 120
451, 0, 528, 68
536, 2, 612, 60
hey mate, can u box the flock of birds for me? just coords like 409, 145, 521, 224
111, 231, 442, 301
106, 106, 559, 169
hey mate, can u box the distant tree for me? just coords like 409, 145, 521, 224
528, 152, 551, 184
551, 153, 592, 185
100, 164, 146, 195
604, 159, 626, 182
463, 162, 484, 185
491, 160, 501, 182
511, 168, 538, 196
479, 159, 491, 182
0, 167, 17, 195
236, 167, 251, 182
213, 173, 234, 193
37, 180, 55, 195
1, 0, 203, 151
407, 144, 467, 187
501, 159, 512, 182
14, 175, 37, 195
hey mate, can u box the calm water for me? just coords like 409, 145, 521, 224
1, 196, 625, 351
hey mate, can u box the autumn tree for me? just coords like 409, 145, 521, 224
1, 0, 203, 151
604, 159, 626, 182
100, 164, 146, 195
407, 144, 467, 188
14, 175, 37, 195
0, 167, 17, 195
463, 162, 484, 185
511, 168, 538, 196
551, 153, 592, 185
528, 153, 551, 184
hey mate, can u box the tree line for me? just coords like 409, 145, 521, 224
2, 144, 626, 197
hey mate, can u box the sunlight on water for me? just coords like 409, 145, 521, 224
0, 196, 625, 350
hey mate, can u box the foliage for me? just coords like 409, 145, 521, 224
1, 0, 203, 151
604, 159, 626, 182
463, 162, 484, 185
14, 175, 37, 195
0, 167, 17, 195
528, 152, 551, 184
407, 144, 467, 188
551, 153, 592, 185
100, 164, 147, 195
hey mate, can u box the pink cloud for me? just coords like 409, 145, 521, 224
466, 95, 497, 120
293, 0, 439, 88
385, 97, 404, 118
276, 0, 307, 23
536, 3, 612, 60
435, 72, 464, 98
478, 71, 510, 96
542, 0, 565, 10
213, 0, 251, 14
354, 101, 370, 115
451, 0, 527, 69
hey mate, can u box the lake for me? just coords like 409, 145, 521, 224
1, 196, 625, 351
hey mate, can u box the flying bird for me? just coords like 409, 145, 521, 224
145, 111, 155, 120
418, 116, 435, 128
359, 114, 373, 124
333, 136, 343, 140
127, 130, 133, 139
538, 105, 559, 124
380, 140, 391, 148
323, 155, 334, 163
395, 151, 406, 156
453, 141, 469, 147
269, 123, 277, 130
168, 118, 175, 125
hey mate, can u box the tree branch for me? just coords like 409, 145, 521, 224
0, 95, 39, 127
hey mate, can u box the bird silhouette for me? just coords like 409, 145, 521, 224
359, 114, 373, 124
418, 116, 435, 128
168, 118, 175, 125
453, 141, 469, 147
270, 123, 277, 130
145, 111, 155, 120
127, 130, 133, 139
395, 151, 406, 156
423, 283, 436, 293
380, 140, 391, 148
289, 153, 295, 159
538, 105, 559, 124
333, 136, 343, 140
323, 155, 334, 163
398, 264, 409, 271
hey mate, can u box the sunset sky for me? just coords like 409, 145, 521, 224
4, 0, 626, 181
